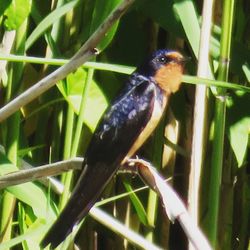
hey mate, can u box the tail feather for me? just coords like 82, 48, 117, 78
41, 215, 74, 249
40, 162, 118, 248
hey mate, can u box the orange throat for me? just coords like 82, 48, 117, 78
155, 63, 184, 94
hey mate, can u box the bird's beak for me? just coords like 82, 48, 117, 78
177, 56, 191, 64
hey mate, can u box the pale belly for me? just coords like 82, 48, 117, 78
121, 95, 168, 164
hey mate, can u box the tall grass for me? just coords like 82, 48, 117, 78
0, 0, 249, 249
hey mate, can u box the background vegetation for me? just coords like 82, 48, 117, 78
0, 0, 249, 249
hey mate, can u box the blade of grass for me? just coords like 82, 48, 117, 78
71, 68, 94, 156
0, 153, 57, 219
122, 177, 148, 226
58, 104, 74, 210
0, 219, 49, 250
26, 0, 79, 50
0, 18, 28, 245
0, 54, 249, 92
53, 1, 76, 212
173, 0, 200, 58
146, 115, 166, 241
183, 75, 250, 93
59, 69, 95, 210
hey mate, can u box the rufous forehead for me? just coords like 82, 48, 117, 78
165, 51, 183, 60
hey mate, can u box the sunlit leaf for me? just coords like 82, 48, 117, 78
0, 152, 56, 219
227, 92, 250, 167
0, 218, 47, 250
80, 0, 121, 51
57, 68, 108, 131
0, 0, 11, 16
229, 117, 250, 167
123, 177, 148, 226
26, 0, 79, 50
4, 0, 31, 30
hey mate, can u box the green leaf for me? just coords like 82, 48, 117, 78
123, 177, 148, 226
80, 0, 121, 51
227, 92, 250, 167
3, 0, 31, 30
26, 0, 79, 50
0, 0, 11, 16
137, 0, 184, 38
18, 145, 46, 158
0, 152, 56, 219
57, 68, 108, 131
0, 218, 48, 250
18, 204, 29, 250
173, 0, 200, 58
229, 117, 250, 167
242, 64, 250, 82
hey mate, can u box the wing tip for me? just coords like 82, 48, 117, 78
40, 222, 72, 249
40, 234, 60, 249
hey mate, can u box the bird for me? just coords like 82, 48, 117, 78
40, 49, 186, 248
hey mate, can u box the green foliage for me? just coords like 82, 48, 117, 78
0, 0, 11, 17
57, 68, 108, 131
173, 0, 200, 58
80, 0, 121, 51
0, 0, 249, 249
122, 177, 148, 226
0, 152, 56, 219
26, 0, 79, 50
227, 92, 250, 167
137, 0, 184, 37
3, 0, 31, 30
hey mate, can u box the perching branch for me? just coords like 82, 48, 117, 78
0, 0, 135, 122
0, 158, 82, 189
127, 158, 212, 250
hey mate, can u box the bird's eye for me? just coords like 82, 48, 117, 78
158, 56, 168, 64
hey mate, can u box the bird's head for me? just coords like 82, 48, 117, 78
137, 50, 187, 94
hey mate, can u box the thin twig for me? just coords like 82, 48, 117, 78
0, 0, 135, 122
0, 158, 83, 189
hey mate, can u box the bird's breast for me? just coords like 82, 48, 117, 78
122, 86, 168, 163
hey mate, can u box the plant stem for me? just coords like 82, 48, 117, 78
188, 2, 214, 247
59, 105, 74, 210
206, 0, 235, 247
71, 68, 94, 156
0, 112, 20, 239
60, 68, 94, 210
0, 18, 27, 246
146, 115, 166, 241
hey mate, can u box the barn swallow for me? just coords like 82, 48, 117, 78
41, 49, 186, 248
